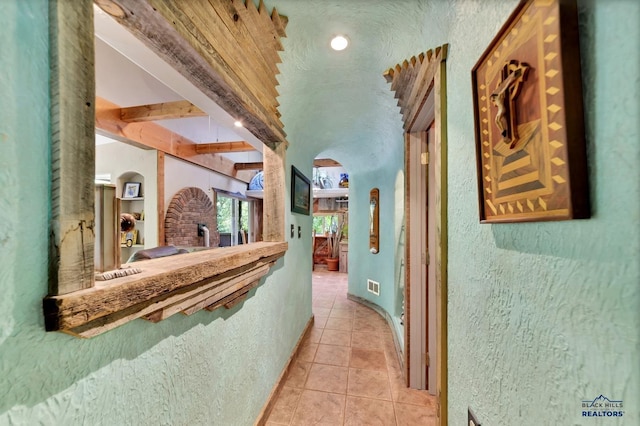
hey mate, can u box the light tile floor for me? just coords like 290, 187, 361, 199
266, 267, 437, 425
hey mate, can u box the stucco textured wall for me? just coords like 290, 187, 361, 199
443, 0, 640, 424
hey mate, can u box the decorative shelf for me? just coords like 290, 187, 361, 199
44, 242, 288, 338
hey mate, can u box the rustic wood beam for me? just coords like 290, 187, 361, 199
156, 151, 166, 247
270, 6, 288, 37
232, 0, 282, 76
96, 97, 253, 183
313, 158, 342, 168
43, 242, 288, 337
195, 142, 256, 154
49, 0, 96, 295
234, 158, 342, 171
384, 46, 449, 131
144, 263, 272, 322
235, 162, 264, 171
405, 48, 443, 129
263, 143, 285, 242
120, 100, 207, 122
171, 0, 280, 101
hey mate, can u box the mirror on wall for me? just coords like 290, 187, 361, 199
369, 188, 379, 254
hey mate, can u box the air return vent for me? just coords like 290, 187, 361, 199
367, 279, 380, 296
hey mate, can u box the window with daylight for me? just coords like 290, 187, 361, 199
217, 193, 253, 246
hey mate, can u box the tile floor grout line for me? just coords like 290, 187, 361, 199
271, 268, 435, 425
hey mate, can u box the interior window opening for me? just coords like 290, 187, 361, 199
45, 0, 288, 337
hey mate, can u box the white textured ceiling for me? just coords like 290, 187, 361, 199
272, 0, 437, 172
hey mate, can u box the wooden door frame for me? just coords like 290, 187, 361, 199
406, 129, 429, 390
385, 44, 448, 424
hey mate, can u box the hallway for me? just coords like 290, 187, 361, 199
266, 268, 436, 425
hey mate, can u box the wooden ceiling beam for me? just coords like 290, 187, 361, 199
120, 100, 207, 122
234, 158, 343, 171
313, 158, 342, 168
235, 162, 264, 171
96, 97, 253, 183
195, 142, 256, 154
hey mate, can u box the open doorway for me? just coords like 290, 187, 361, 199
385, 44, 449, 423
310, 160, 349, 273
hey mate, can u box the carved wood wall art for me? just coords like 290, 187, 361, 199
472, 0, 589, 223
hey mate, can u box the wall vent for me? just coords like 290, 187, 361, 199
367, 279, 380, 296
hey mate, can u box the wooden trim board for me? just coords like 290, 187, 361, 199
254, 315, 315, 426
43, 242, 287, 337
385, 44, 449, 424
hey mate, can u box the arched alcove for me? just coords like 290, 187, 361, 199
165, 187, 219, 248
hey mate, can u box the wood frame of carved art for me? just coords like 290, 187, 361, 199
471, 0, 590, 223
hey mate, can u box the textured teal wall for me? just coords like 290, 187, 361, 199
343, 155, 404, 319
0, 2, 310, 425
274, 0, 424, 340
443, 0, 640, 424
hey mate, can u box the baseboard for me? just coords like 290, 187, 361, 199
254, 314, 315, 426
347, 293, 405, 374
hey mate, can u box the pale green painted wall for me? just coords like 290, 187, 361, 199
442, 0, 640, 424
0, 2, 310, 425
274, 0, 414, 340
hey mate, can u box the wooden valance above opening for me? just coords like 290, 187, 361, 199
383, 45, 449, 131
95, 0, 289, 148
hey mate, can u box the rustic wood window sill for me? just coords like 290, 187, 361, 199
43, 242, 287, 338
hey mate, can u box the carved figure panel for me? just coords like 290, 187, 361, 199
472, 0, 589, 222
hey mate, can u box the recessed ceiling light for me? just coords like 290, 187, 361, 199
330, 35, 349, 51
234, 120, 243, 128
